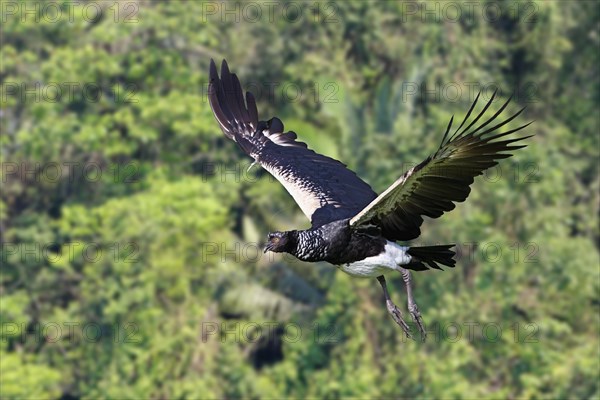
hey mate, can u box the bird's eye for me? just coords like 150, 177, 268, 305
272, 237, 280, 243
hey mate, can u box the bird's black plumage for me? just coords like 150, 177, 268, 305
207, 59, 532, 338
350, 91, 533, 240
208, 59, 377, 228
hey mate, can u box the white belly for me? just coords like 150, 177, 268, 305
337, 241, 412, 278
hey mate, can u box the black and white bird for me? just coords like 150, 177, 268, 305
208, 59, 531, 338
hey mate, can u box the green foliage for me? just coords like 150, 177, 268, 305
1, 1, 598, 398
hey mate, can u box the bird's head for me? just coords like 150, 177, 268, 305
263, 231, 293, 253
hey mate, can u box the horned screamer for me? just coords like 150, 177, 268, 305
208, 59, 532, 338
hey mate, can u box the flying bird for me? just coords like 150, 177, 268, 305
208, 59, 532, 338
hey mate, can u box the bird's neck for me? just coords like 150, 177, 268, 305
286, 229, 327, 262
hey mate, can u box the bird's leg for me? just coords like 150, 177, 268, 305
400, 268, 426, 340
377, 275, 412, 338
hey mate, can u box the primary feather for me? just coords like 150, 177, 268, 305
349, 91, 533, 240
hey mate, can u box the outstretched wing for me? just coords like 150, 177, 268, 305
208, 59, 377, 227
350, 91, 533, 241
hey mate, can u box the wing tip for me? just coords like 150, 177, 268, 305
208, 59, 259, 140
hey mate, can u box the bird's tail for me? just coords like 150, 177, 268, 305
406, 245, 456, 271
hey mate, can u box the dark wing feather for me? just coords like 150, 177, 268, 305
208, 59, 377, 227
350, 91, 533, 240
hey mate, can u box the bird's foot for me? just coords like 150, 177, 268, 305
408, 302, 427, 341
386, 300, 412, 339
401, 269, 427, 341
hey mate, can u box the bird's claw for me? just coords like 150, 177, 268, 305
387, 300, 412, 339
408, 303, 427, 341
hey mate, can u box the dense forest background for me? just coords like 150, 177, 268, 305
1, 0, 599, 398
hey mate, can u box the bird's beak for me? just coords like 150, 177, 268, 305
263, 243, 272, 253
